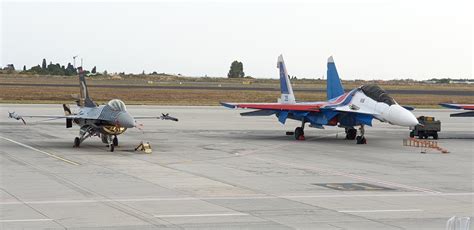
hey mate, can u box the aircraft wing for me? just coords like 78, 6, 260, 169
133, 114, 179, 122
439, 103, 474, 117
220, 102, 322, 112
16, 115, 82, 119
8, 112, 82, 125
439, 103, 474, 110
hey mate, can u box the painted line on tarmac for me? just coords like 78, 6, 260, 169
154, 213, 248, 218
0, 136, 80, 166
0, 218, 53, 223
338, 209, 423, 213
0, 192, 472, 205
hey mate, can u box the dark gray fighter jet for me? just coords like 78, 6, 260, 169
8, 67, 178, 152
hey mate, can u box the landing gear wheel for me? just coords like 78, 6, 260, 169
109, 144, 115, 152
113, 136, 118, 146
346, 128, 357, 140
74, 137, 80, 147
409, 131, 415, 138
294, 127, 305, 140
356, 136, 367, 144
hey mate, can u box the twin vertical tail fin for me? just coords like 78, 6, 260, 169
78, 67, 96, 107
326, 56, 345, 100
277, 55, 296, 104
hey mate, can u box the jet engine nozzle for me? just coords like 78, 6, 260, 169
386, 104, 418, 127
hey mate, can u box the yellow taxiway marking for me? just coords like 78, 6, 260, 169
0, 136, 80, 166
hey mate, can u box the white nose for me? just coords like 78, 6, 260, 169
386, 104, 418, 127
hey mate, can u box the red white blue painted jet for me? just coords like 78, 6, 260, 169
221, 55, 419, 144
439, 103, 474, 117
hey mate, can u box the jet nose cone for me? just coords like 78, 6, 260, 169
387, 104, 419, 127
116, 112, 135, 128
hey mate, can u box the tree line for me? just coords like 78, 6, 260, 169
21, 58, 96, 76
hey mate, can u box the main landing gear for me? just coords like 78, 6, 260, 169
294, 120, 306, 140
345, 128, 357, 140
355, 125, 367, 144
285, 120, 306, 140
73, 126, 93, 148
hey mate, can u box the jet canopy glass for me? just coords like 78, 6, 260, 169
107, 99, 127, 111
360, 84, 395, 105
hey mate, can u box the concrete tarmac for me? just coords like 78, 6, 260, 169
0, 105, 473, 229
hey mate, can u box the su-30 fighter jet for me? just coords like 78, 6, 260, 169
221, 55, 418, 144
8, 67, 178, 152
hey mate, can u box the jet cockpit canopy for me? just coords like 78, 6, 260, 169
360, 84, 396, 105
107, 99, 127, 111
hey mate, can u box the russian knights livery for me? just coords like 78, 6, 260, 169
222, 55, 419, 144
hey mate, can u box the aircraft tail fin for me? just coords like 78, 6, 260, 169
277, 55, 296, 104
326, 56, 345, 100
78, 67, 96, 107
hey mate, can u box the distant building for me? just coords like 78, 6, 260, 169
449, 80, 474, 84
3, 64, 15, 70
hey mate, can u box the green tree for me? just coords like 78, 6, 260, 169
91, 66, 97, 74
65, 63, 76, 76
23, 65, 26, 71
42, 58, 47, 69
227, 60, 245, 78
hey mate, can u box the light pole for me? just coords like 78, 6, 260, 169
73, 55, 78, 68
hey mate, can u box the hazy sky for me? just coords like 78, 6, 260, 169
1, 0, 472, 79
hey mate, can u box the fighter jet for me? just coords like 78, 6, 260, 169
8, 67, 178, 152
439, 103, 474, 117
221, 55, 418, 144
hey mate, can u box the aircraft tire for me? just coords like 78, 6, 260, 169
74, 137, 80, 147
356, 136, 366, 144
109, 144, 114, 152
346, 129, 357, 140
294, 127, 304, 140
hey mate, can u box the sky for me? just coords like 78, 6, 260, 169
1, 0, 472, 80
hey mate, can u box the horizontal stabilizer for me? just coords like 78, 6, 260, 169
450, 111, 474, 117
220, 102, 237, 109
240, 110, 276, 116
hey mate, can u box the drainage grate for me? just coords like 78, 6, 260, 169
313, 183, 395, 191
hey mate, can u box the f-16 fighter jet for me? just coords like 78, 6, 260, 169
439, 103, 474, 117
9, 67, 178, 152
221, 55, 418, 144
